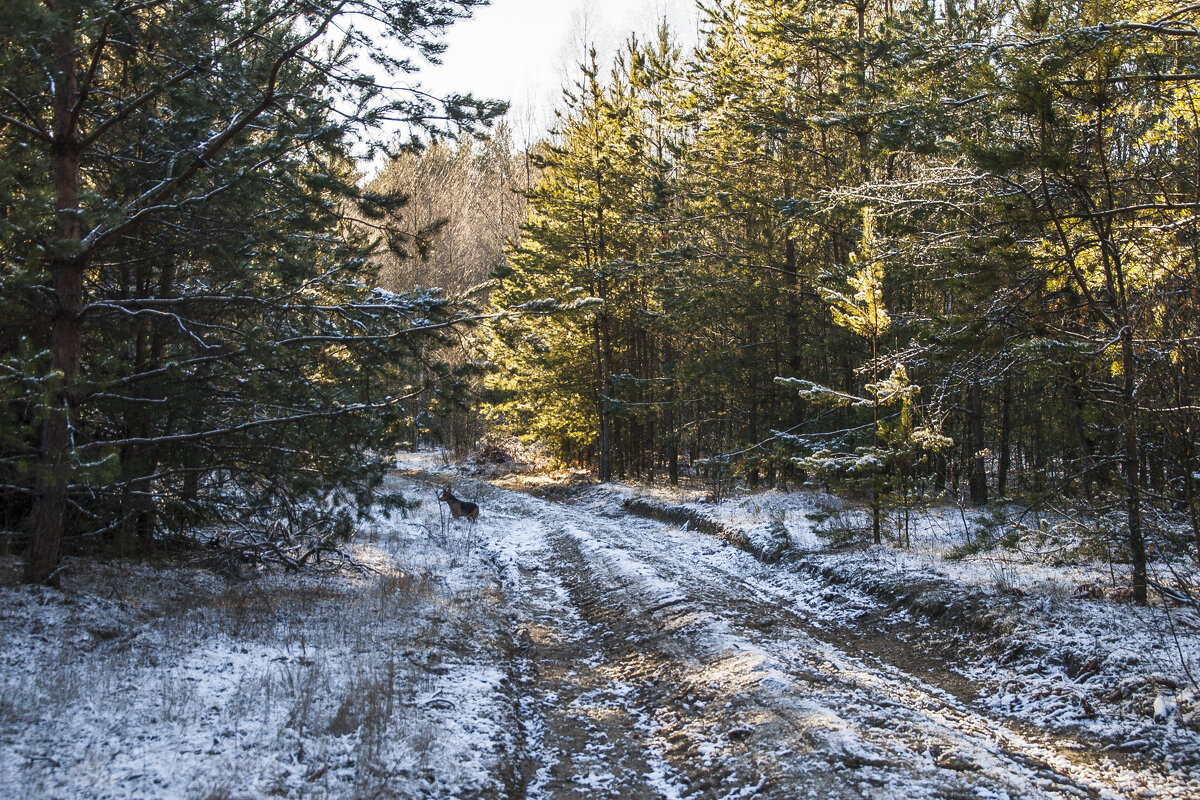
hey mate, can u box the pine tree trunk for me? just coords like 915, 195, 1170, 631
1186, 431, 1200, 565
26, 15, 82, 585
597, 336, 611, 482
1068, 368, 1094, 500
783, 179, 801, 375
1031, 396, 1047, 491
968, 380, 988, 505
594, 163, 611, 483
664, 341, 679, 485
871, 337, 881, 544
997, 378, 1012, 496
747, 320, 760, 488
1121, 329, 1148, 605
596, 307, 613, 483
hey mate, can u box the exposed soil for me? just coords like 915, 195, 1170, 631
439, 474, 1197, 799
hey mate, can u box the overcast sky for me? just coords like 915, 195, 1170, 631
413, 0, 703, 142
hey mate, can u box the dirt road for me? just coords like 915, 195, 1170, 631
422, 477, 1182, 800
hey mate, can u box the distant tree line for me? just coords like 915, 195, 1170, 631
487, 0, 1200, 603
369, 126, 530, 297
364, 126, 532, 454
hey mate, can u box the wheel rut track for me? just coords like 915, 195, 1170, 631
516, 519, 1092, 799
540, 527, 783, 799
654, 540, 1149, 799
400, 472, 1184, 799
585, 507, 1157, 797
665, 565, 1110, 799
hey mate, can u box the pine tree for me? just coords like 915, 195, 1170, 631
0, 0, 500, 582
933, 0, 1200, 602
489, 33, 687, 478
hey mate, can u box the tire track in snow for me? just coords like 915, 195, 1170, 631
415, 473, 1189, 799
592, 513, 1178, 799
542, 512, 1065, 799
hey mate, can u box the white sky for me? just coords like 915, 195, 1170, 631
412, 0, 703, 143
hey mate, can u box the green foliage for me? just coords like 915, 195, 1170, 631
821, 210, 891, 341
481, 0, 1200, 591
487, 31, 688, 475
0, 0, 498, 566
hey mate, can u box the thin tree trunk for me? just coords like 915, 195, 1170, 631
594, 158, 611, 483
1093, 100, 1147, 604
595, 314, 611, 483
1121, 329, 1148, 605
968, 380, 988, 505
1068, 368, 1094, 500
26, 14, 82, 584
1186, 430, 1200, 565
783, 181, 801, 375
664, 341, 679, 485
997, 377, 1012, 496
748, 320, 760, 488
871, 336, 881, 544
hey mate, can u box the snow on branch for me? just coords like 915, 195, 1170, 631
774, 377, 866, 407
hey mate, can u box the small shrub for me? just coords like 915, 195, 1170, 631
945, 535, 998, 561
804, 502, 870, 549
192, 785, 233, 800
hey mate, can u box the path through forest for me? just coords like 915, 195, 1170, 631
1, 466, 1193, 798
435, 474, 1185, 800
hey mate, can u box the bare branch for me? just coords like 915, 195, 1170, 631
75, 389, 427, 452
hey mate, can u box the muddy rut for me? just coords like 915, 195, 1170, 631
423, 477, 1185, 799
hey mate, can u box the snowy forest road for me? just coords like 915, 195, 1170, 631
418, 475, 1156, 800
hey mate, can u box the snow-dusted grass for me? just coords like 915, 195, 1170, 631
0, 488, 517, 800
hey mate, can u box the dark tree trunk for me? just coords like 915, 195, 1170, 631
968, 381, 988, 506
664, 342, 679, 485
1121, 329, 1147, 605
593, 308, 611, 481
1068, 368, 1094, 500
997, 378, 1012, 496
1186, 430, 1200, 565
26, 15, 82, 584
747, 320, 760, 488
783, 179, 801, 375
960, 381, 988, 506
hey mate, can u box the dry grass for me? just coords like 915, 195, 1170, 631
0, 498, 516, 800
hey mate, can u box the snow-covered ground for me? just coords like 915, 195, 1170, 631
0, 495, 520, 800
589, 478, 1200, 760
1, 452, 1196, 798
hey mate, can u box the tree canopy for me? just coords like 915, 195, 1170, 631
0, 0, 502, 582
489, 0, 1200, 604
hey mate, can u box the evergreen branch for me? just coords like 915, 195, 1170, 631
74, 390, 427, 452
0, 86, 51, 140
1095, 21, 1199, 38
80, 6, 344, 254
77, 3, 294, 150
71, 0, 119, 137
0, 111, 51, 142
1157, 4, 1200, 24
775, 377, 866, 407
